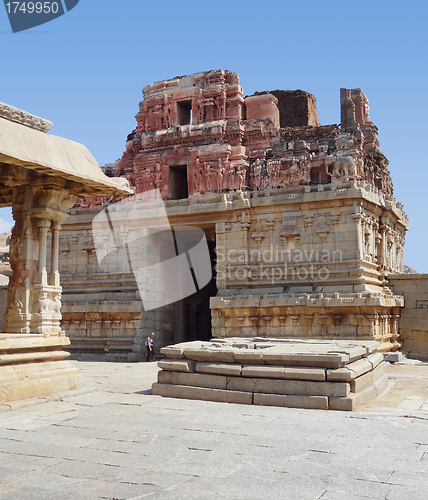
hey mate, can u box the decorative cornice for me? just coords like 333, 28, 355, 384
0, 101, 53, 133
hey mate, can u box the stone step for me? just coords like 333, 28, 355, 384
157, 371, 350, 397
151, 383, 252, 405
253, 393, 329, 410
329, 375, 388, 411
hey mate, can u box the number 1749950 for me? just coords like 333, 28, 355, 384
5, 2, 60, 14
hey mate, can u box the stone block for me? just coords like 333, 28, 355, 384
326, 358, 372, 381
398, 328, 413, 340
157, 370, 172, 384
412, 331, 428, 342
226, 377, 256, 393
326, 367, 354, 382
383, 352, 404, 363
170, 372, 227, 390
253, 393, 328, 410
374, 374, 388, 396
408, 352, 428, 361
400, 308, 422, 318
157, 359, 197, 373
151, 383, 253, 405
364, 341, 380, 355
329, 384, 377, 411
196, 362, 242, 376
242, 365, 326, 381
160, 346, 185, 359
398, 318, 428, 331
226, 376, 349, 397
367, 352, 384, 370
262, 351, 349, 368
182, 348, 235, 363
338, 346, 368, 362
403, 340, 428, 355
245, 94, 280, 127
233, 351, 266, 364
0, 365, 22, 386
350, 362, 383, 393
0, 360, 84, 402
241, 365, 285, 379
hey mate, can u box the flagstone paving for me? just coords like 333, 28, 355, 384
0, 360, 427, 499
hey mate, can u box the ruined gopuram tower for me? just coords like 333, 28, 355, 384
60, 70, 407, 358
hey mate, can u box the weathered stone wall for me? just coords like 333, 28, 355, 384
59, 208, 173, 361
388, 274, 428, 359
253, 90, 320, 128
61, 179, 407, 356
211, 180, 406, 351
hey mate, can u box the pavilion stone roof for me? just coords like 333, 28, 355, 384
0, 102, 132, 207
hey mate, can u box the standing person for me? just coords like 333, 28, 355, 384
146, 332, 156, 362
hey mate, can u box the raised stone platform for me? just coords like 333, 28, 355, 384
0, 334, 84, 403
152, 338, 388, 411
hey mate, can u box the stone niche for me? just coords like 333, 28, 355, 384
60, 70, 408, 358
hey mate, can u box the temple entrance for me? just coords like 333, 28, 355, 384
184, 240, 217, 341
174, 236, 217, 343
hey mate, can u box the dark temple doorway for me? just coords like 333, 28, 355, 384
170, 165, 188, 200
174, 232, 217, 343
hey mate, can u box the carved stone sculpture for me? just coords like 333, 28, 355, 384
325, 155, 359, 181
217, 158, 225, 192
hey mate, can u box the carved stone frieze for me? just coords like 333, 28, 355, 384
0, 101, 53, 133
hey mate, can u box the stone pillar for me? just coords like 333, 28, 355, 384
278, 315, 287, 336
356, 314, 365, 338
0, 182, 84, 402
240, 215, 250, 265
330, 214, 340, 257
37, 219, 51, 286
49, 221, 61, 287
379, 224, 386, 268
215, 222, 227, 290
4, 184, 78, 336
351, 208, 364, 262
266, 219, 276, 263
304, 216, 314, 254
0, 101, 130, 404
391, 313, 401, 351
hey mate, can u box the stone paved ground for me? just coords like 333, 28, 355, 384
0, 360, 427, 499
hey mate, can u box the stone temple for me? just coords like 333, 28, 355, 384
58, 69, 409, 362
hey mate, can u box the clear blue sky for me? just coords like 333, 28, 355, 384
1, 0, 427, 271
